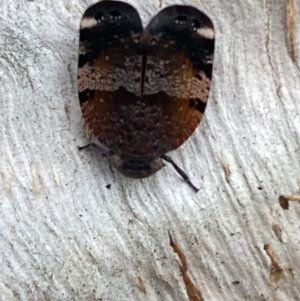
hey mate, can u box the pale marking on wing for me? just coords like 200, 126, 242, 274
197, 27, 214, 39
81, 17, 98, 29
190, 70, 211, 102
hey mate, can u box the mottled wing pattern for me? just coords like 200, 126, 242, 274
142, 5, 214, 151
78, 1, 143, 150
78, 2, 214, 158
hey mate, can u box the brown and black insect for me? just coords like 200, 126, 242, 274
77, 1, 215, 191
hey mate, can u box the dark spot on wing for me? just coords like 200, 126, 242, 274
189, 98, 206, 113
79, 89, 95, 104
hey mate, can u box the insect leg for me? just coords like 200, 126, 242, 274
78, 143, 115, 157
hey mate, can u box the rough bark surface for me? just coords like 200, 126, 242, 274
0, 0, 299, 300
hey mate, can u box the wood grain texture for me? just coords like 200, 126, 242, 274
0, 0, 299, 300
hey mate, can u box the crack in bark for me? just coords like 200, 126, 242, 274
264, 0, 284, 106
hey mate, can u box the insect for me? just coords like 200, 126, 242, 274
77, 1, 215, 192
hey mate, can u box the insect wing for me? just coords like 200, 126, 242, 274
142, 5, 215, 151
78, 1, 143, 150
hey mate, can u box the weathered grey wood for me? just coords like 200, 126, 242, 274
0, 0, 299, 300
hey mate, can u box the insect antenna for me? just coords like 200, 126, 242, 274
161, 154, 199, 192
